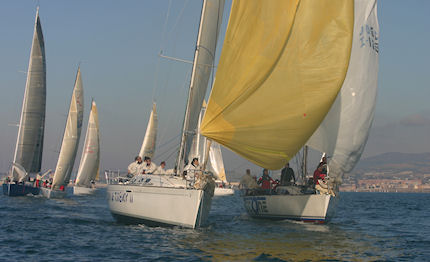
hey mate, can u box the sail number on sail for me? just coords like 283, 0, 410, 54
360, 24, 379, 53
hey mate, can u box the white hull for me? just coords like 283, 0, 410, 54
242, 193, 336, 223
107, 184, 213, 228
73, 186, 97, 195
40, 187, 67, 199
214, 187, 235, 196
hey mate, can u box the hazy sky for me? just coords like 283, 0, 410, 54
0, 0, 429, 177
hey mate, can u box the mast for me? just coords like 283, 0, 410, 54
176, 0, 224, 174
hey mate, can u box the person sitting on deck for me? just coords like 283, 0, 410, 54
184, 158, 201, 181
153, 161, 166, 175
142, 156, 157, 174
127, 156, 144, 178
313, 163, 330, 195
257, 169, 276, 193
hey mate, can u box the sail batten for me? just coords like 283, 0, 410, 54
12, 9, 46, 179
201, 0, 354, 170
76, 101, 100, 187
52, 68, 84, 190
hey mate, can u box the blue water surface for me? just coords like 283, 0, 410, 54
0, 190, 429, 261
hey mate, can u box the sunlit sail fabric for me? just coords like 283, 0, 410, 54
307, 0, 379, 181
76, 101, 100, 187
52, 68, 84, 189
12, 8, 46, 179
177, 0, 225, 171
201, 0, 354, 170
139, 103, 158, 159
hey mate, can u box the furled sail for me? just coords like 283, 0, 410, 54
75, 100, 100, 187
177, 0, 225, 172
139, 103, 158, 159
52, 68, 84, 190
201, 0, 354, 170
12, 8, 46, 180
307, 0, 379, 181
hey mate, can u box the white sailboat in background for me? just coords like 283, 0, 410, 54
201, 0, 379, 223
73, 100, 100, 195
107, 0, 225, 228
138, 103, 158, 159
190, 102, 234, 196
3, 8, 46, 197
41, 67, 84, 199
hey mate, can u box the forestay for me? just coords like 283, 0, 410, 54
307, 0, 379, 181
12, 8, 46, 180
76, 101, 100, 187
201, 0, 354, 170
52, 68, 84, 190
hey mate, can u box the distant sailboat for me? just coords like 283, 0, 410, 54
107, 0, 225, 228
3, 8, 46, 196
201, 0, 379, 222
73, 100, 100, 195
138, 103, 158, 159
41, 68, 84, 199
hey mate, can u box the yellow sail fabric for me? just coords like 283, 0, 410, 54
201, 0, 354, 169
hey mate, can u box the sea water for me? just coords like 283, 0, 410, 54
0, 190, 428, 261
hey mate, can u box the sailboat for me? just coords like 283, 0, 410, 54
73, 100, 100, 195
3, 8, 46, 197
200, 0, 379, 223
41, 68, 84, 199
138, 103, 158, 159
107, 0, 225, 228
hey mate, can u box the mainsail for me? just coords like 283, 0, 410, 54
139, 103, 158, 159
51, 68, 84, 190
201, 0, 354, 170
12, 8, 46, 180
307, 0, 379, 181
177, 0, 225, 172
75, 100, 100, 187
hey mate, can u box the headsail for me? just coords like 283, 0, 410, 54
12, 8, 46, 180
307, 0, 379, 180
201, 0, 354, 170
75, 100, 100, 187
139, 103, 158, 159
177, 0, 225, 173
52, 68, 84, 190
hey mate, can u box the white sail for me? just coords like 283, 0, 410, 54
307, 0, 379, 181
177, 0, 225, 172
75, 100, 99, 187
51, 68, 84, 190
208, 142, 226, 182
139, 103, 158, 159
12, 8, 46, 180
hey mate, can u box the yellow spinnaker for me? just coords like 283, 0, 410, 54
201, 0, 354, 170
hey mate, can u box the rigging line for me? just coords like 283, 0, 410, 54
168, 0, 190, 36
152, 0, 173, 102
156, 133, 181, 150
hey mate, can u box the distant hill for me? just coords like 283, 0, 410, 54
354, 152, 430, 174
